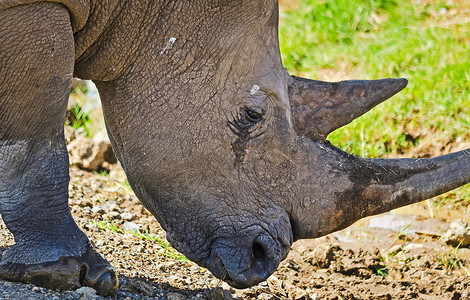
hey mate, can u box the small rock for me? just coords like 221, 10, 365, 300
193, 293, 206, 300
107, 202, 121, 213
75, 286, 96, 300
288, 286, 308, 300
32, 286, 40, 292
310, 292, 321, 300
91, 206, 105, 214
168, 275, 181, 285
311, 244, 341, 268
210, 279, 220, 286
136, 281, 154, 296
76, 199, 92, 208
121, 212, 135, 221
267, 275, 284, 296
155, 263, 166, 272
207, 288, 232, 300
258, 292, 274, 300
221, 282, 236, 294
240, 289, 258, 298
104, 211, 122, 220
67, 130, 116, 171
444, 220, 470, 247
123, 221, 141, 232
121, 280, 154, 296
167, 292, 185, 300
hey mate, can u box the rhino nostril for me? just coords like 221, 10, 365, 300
252, 242, 266, 261
251, 241, 269, 279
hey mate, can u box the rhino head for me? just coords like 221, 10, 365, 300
81, 1, 470, 288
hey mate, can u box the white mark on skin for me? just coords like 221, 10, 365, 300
250, 84, 260, 95
160, 37, 177, 55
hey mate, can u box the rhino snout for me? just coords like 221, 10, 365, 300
208, 231, 289, 288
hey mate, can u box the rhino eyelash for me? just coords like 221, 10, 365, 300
228, 108, 263, 137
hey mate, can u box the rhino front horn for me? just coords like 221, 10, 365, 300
289, 76, 408, 140
290, 139, 470, 240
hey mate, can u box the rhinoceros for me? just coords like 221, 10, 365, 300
0, 0, 469, 296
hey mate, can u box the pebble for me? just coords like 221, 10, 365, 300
288, 286, 308, 300
107, 202, 121, 213
193, 293, 206, 300
76, 199, 92, 207
121, 212, 135, 221
123, 221, 141, 232
136, 281, 154, 296
267, 275, 283, 295
221, 282, 236, 294
75, 286, 96, 300
444, 220, 470, 247
167, 292, 186, 300
311, 244, 340, 268
104, 211, 122, 220
258, 292, 274, 300
91, 206, 105, 214
207, 288, 232, 300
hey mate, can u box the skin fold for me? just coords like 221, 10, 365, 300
0, 0, 469, 294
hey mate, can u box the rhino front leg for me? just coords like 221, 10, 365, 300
0, 3, 117, 295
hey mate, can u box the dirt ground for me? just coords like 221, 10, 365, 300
0, 161, 469, 299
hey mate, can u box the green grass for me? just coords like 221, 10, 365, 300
279, 0, 470, 201
67, 83, 94, 137
66, 102, 93, 137
376, 266, 388, 277
93, 220, 189, 262
67, 81, 104, 137
280, 0, 469, 157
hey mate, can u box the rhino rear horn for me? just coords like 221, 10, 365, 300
289, 76, 408, 140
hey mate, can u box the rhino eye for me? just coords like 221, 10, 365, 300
228, 107, 265, 137
245, 108, 263, 123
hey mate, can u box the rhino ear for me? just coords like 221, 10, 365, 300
288, 76, 408, 140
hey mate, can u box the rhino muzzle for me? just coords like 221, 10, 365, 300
208, 232, 287, 288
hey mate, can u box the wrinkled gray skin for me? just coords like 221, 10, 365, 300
1, 0, 469, 295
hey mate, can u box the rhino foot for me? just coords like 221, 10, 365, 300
0, 245, 118, 296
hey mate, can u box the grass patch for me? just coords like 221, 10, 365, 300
67, 80, 104, 137
93, 220, 188, 262
66, 103, 93, 137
